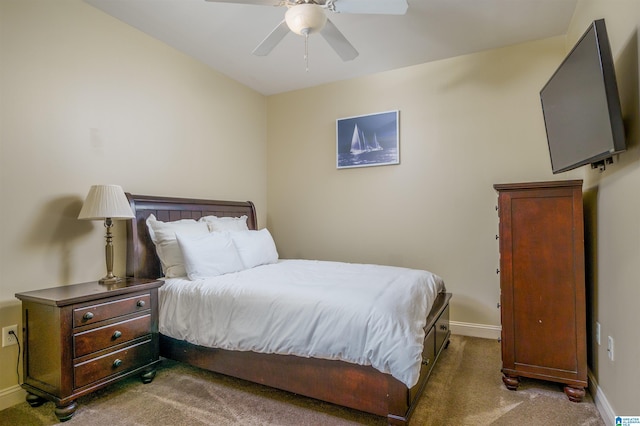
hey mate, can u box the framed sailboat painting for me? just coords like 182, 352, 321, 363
336, 110, 399, 169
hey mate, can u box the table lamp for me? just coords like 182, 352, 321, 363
78, 184, 135, 284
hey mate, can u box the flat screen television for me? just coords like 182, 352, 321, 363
540, 18, 625, 174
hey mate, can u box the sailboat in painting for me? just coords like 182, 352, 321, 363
350, 123, 383, 154
370, 133, 382, 151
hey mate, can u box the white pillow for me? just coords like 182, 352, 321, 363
230, 229, 279, 269
199, 215, 249, 232
176, 232, 244, 280
146, 214, 209, 278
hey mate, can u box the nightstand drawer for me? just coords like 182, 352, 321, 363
74, 339, 154, 389
74, 314, 151, 357
74, 293, 150, 327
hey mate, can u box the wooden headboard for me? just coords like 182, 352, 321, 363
125, 193, 257, 279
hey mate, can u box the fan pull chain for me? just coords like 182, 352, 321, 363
304, 32, 309, 72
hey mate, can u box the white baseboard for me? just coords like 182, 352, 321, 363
0, 384, 25, 411
588, 370, 615, 425
450, 320, 501, 340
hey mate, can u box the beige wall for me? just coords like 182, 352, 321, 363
267, 38, 581, 328
571, 0, 640, 418
0, 0, 267, 397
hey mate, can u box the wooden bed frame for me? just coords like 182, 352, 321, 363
125, 193, 452, 425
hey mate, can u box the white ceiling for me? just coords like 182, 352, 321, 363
84, 0, 578, 96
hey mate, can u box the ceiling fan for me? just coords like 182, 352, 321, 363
204, 0, 409, 63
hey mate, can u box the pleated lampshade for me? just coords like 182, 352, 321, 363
78, 185, 134, 220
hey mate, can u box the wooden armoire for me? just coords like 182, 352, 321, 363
494, 180, 587, 402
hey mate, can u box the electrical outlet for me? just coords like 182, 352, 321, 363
596, 321, 601, 345
2, 325, 18, 347
607, 336, 614, 361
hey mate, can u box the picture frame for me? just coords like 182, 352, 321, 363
336, 110, 399, 169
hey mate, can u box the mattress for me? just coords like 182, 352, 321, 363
159, 259, 445, 387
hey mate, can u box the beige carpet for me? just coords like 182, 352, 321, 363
0, 336, 604, 425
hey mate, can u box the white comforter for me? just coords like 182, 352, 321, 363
159, 259, 445, 388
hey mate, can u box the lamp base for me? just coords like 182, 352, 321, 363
99, 275, 124, 285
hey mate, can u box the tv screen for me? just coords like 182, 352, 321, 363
540, 19, 625, 174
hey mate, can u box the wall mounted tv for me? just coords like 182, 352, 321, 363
540, 18, 625, 174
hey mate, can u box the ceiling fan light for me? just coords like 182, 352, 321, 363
285, 4, 327, 36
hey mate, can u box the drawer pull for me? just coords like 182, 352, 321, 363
113, 359, 123, 368
83, 312, 94, 320
136, 300, 146, 308
422, 357, 431, 366
440, 324, 448, 331
112, 330, 122, 340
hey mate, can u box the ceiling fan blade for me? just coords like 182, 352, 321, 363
331, 0, 408, 15
320, 18, 358, 61
204, 0, 281, 5
252, 20, 290, 56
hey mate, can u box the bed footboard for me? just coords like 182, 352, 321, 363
161, 292, 452, 425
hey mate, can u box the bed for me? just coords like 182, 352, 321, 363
125, 193, 452, 425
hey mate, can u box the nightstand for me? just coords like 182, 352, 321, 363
15, 278, 163, 421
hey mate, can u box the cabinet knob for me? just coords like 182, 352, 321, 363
112, 330, 122, 340
83, 312, 94, 320
136, 300, 146, 308
497, 302, 501, 309
112, 359, 123, 368
496, 268, 500, 274
439, 324, 448, 331
422, 357, 431, 366
495, 234, 499, 240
